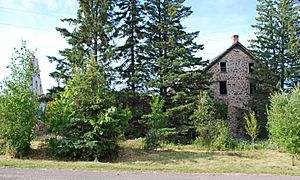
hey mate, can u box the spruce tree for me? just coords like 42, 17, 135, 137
250, 0, 300, 89
115, 0, 148, 92
48, 0, 117, 96
144, 0, 211, 142
249, 0, 299, 137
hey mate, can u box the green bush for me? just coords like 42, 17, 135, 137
268, 86, 300, 165
142, 95, 170, 150
48, 107, 130, 160
212, 121, 236, 151
190, 91, 233, 149
0, 41, 38, 157
45, 60, 130, 161
245, 110, 259, 148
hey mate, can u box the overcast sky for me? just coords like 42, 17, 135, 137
0, 0, 257, 92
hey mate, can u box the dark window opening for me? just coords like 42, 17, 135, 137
220, 62, 227, 72
249, 63, 254, 72
250, 83, 256, 94
220, 81, 227, 95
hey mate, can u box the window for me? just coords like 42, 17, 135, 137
249, 63, 254, 72
250, 83, 256, 95
220, 81, 227, 95
220, 62, 226, 72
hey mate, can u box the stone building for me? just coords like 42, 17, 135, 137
204, 35, 255, 135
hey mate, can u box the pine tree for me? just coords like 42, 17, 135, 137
249, 0, 299, 137
115, 0, 148, 92
48, 0, 117, 96
250, 0, 300, 89
144, 0, 211, 141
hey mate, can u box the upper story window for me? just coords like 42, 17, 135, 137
249, 63, 254, 73
220, 81, 227, 95
220, 62, 227, 72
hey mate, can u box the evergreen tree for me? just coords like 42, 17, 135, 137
144, 0, 211, 142
249, 0, 299, 137
46, 59, 130, 161
115, 0, 148, 92
250, 0, 300, 89
48, 0, 117, 96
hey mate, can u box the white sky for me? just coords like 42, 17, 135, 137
0, 0, 257, 93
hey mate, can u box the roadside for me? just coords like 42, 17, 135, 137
0, 168, 299, 180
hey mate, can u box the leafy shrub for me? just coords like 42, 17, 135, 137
212, 121, 236, 151
268, 86, 300, 165
245, 110, 259, 148
190, 91, 233, 149
189, 91, 215, 148
0, 41, 38, 157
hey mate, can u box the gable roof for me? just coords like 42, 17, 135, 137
204, 41, 255, 71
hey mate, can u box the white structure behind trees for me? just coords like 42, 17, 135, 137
30, 57, 44, 95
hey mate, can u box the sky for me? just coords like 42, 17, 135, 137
0, 0, 258, 93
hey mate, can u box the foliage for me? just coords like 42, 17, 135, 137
250, 0, 299, 89
190, 91, 233, 149
249, 0, 299, 138
268, 86, 300, 165
144, 0, 211, 142
48, 0, 117, 98
45, 59, 130, 161
48, 106, 130, 161
114, 0, 149, 92
248, 63, 279, 139
116, 90, 151, 138
142, 95, 170, 149
245, 111, 260, 148
212, 120, 237, 151
0, 41, 38, 157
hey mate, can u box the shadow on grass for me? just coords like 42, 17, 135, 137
117, 147, 220, 164
27, 140, 251, 164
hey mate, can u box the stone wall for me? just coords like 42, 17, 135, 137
207, 45, 254, 136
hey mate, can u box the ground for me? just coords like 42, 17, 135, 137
0, 139, 299, 176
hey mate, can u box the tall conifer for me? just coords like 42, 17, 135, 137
115, 0, 148, 92
48, 0, 117, 95
145, 0, 211, 141
250, 0, 299, 89
249, 0, 299, 137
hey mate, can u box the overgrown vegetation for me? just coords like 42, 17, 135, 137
0, 0, 299, 168
268, 86, 300, 166
0, 41, 38, 157
142, 95, 170, 149
45, 60, 131, 161
190, 91, 235, 150
245, 110, 259, 149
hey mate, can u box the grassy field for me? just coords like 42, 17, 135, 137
0, 139, 299, 176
